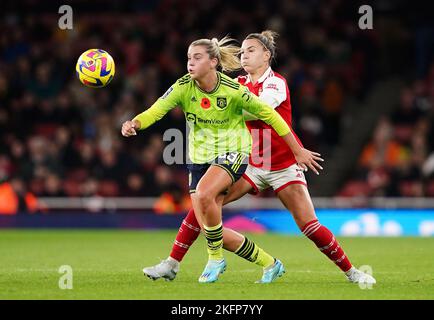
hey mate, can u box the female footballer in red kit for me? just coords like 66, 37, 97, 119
142, 31, 376, 285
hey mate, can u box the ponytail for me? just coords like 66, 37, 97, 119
190, 36, 241, 73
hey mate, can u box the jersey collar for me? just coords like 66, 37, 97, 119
246, 66, 273, 85
196, 72, 221, 95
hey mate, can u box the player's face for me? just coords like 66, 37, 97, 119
187, 45, 217, 80
240, 39, 270, 74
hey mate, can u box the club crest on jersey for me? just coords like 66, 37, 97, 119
216, 97, 227, 109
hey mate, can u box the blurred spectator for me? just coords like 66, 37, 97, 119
40, 173, 66, 197
80, 177, 99, 197
0, 177, 38, 214
154, 184, 192, 214
391, 88, 421, 127
94, 150, 124, 181
122, 173, 147, 197
359, 118, 408, 169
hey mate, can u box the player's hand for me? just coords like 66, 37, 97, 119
121, 120, 138, 137
294, 148, 324, 175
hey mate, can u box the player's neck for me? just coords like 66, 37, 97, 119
195, 71, 218, 93
249, 65, 269, 84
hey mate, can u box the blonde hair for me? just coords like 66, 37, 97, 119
245, 30, 279, 62
190, 36, 241, 73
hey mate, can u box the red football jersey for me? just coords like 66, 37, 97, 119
237, 67, 303, 171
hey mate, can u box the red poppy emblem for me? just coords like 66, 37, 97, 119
200, 97, 211, 109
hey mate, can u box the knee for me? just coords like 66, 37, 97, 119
195, 188, 214, 211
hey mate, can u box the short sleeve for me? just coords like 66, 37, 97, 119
238, 86, 290, 136
259, 76, 287, 109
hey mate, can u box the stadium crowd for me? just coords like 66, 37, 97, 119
339, 63, 434, 197
0, 0, 429, 213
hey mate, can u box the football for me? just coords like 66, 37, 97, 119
76, 49, 115, 88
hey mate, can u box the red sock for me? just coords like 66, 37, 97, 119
169, 208, 201, 262
302, 219, 352, 272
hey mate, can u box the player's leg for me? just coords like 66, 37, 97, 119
143, 164, 208, 281
142, 207, 201, 281
196, 178, 283, 283
167, 175, 254, 262
192, 153, 253, 282
192, 165, 231, 283
218, 165, 285, 283
224, 171, 284, 283
200, 203, 281, 281
193, 153, 283, 283
272, 165, 375, 284
221, 174, 255, 206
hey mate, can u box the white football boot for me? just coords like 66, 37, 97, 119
345, 266, 376, 285
143, 257, 179, 281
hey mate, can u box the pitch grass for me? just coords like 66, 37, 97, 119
0, 229, 433, 300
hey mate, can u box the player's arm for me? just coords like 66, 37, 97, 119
242, 76, 287, 121
121, 83, 181, 137
240, 87, 324, 174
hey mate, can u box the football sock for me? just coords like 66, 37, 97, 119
235, 237, 275, 268
302, 219, 352, 272
169, 208, 201, 262
166, 256, 180, 269
345, 266, 357, 276
203, 222, 224, 261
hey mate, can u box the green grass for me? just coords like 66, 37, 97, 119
0, 229, 433, 299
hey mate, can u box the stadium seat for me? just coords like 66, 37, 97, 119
66, 168, 88, 182
34, 124, 59, 138
337, 180, 371, 197
399, 181, 423, 197
425, 180, 434, 197
98, 180, 119, 197
63, 179, 81, 197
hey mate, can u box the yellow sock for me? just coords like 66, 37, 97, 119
203, 223, 224, 261
235, 237, 275, 268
